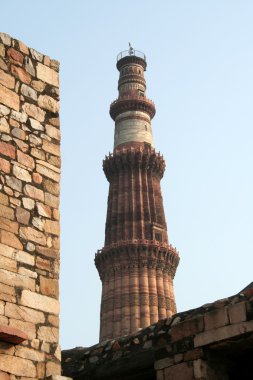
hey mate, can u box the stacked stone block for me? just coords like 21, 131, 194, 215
0, 33, 61, 379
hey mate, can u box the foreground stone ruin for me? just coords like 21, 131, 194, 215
0, 32, 69, 379
63, 283, 253, 380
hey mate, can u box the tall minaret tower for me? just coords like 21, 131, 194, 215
95, 46, 180, 341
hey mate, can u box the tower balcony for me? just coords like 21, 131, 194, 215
116, 50, 147, 71
110, 95, 156, 120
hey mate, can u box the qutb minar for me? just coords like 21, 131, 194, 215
95, 45, 180, 341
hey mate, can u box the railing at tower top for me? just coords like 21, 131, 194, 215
117, 50, 146, 62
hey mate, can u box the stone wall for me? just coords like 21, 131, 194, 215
62, 283, 253, 379
0, 32, 61, 379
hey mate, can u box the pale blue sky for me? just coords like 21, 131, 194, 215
2, 1, 253, 349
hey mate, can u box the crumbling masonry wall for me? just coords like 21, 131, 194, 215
0, 32, 61, 379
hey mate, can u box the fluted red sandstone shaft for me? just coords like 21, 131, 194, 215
95, 48, 179, 341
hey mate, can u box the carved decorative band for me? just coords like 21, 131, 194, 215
95, 241, 180, 280
117, 55, 147, 71
103, 146, 165, 181
110, 96, 156, 120
118, 76, 146, 89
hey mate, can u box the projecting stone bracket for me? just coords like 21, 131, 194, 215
0, 325, 28, 344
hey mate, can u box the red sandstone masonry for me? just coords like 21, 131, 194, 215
0, 33, 61, 379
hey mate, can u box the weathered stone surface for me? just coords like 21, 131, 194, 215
0, 230, 23, 249
0, 370, 9, 380
0, 58, 8, 71
29, 134, 42, 146
0, 157, 10, 173
17, 150, 35, 169
0, 216, 18, 233
11, 127, 26, 140
31, 147, 45, 160
11, 64, 31, 84
0, 254, 17, 272
204, 308, 229, 330
44, 178, 60, 196
44, 220, 60, 236
0, 33, 11, 45
32, 216, 44, 231
38, 326, 59, 343
37, 63, 59, 87
45, 192, 59, 208
24, 184, 44, 201
0, 193, 8, 206
20, 226, 46, 245
0, 140, 16, 159
0, 104, 10, 116
46, 361, 61, 377
18, 266, 37, 279
154, 357, 174, 370
22, 102, 45, 122
30, 48, 43, 62
36, 256, 50, 271
38, 95, 59, 113
0, 43, 5, 57
0, 205, 14, 220
15, 250, 35, 265
40, 276, 59, 298
29, 117, 43, 131
22, 197, 35, 210
21, 84, 37, 101
6, 175, 22, 192
9, 318, 36, 339
48, 314, 59, 327
194, 320, 253, 347
46, 124, 61, 140
24, 56, 35, 76
42, 140, 60, 157
0, 83, 19, 110
0, 117, 9, 133
20, 290, 59, 314
13, 137, 29, 152
37, 202, 51, 218
0, 268, 35, 291
31, 79, 46, 92
13, 165, 32, 182
0, 68, 15, 89
193, 358, 207, 378
18, 40, 29, 54
228, 301, 247, 324
49, 117, 59, 127
16, 207, 30, 224
7, 48, 24, 65
36, 163, 60, 181
5, 303, 45, 324
36, 246, 58, 259
15, 345, 45, 362
32, 172, 42, 184
10, 110, 28, 123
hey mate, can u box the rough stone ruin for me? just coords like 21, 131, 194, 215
0, 32, 69, 379
0, 34, 252, 380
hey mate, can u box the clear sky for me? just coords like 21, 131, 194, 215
2, 1, 253, 349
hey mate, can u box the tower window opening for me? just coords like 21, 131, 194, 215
145, 125, 148, 131
139, 90, 144, 97
155, 231, 163, 242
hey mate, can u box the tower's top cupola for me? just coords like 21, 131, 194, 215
110, 45, 156, 148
